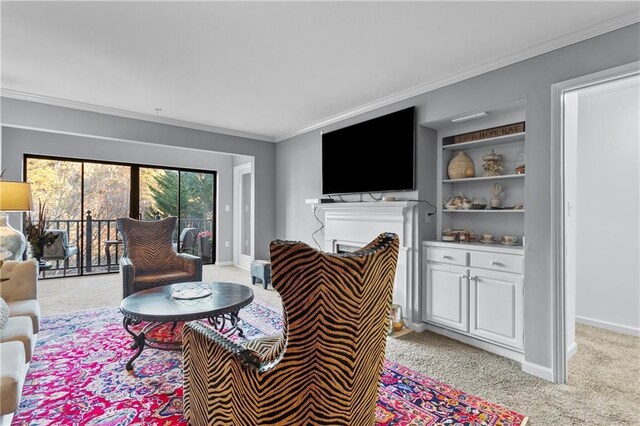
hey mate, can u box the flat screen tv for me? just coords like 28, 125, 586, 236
322, 107, 415, 195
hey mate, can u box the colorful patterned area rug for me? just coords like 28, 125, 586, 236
14, 300, 528, 425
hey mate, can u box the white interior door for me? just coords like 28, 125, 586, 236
233, 163, 254, 269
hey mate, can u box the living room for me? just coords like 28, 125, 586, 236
1, 2, 639, 425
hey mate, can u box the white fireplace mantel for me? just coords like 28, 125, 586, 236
316, 201, 421, 329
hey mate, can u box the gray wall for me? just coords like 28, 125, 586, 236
275, 23, 640, 373
1, 98, 276, 260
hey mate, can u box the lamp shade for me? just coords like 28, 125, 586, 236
0, 181, 34, 212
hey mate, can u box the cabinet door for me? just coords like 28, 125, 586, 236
469, 269, 523, 350
425, 263, 469, 332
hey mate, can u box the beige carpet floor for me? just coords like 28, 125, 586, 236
39, 265, 640, 425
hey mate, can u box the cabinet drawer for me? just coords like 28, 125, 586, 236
426, 247, 468, 266
470, 251, 523, 274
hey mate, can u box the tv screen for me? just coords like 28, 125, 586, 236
322, 107, 415, 195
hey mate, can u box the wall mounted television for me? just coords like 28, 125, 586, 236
322, 106, 415, 195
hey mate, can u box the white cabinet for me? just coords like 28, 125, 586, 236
469, 269, 523, 349
423, 241, 524, 353
425, 263, 469, 332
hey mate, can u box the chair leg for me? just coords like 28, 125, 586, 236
251, 276, 256, 285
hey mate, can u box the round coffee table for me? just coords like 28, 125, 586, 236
120, 281, 254, 370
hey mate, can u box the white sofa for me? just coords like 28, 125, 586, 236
0, 259, 39, 425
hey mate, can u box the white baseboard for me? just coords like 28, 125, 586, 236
521, 360, 554, 381
215, 261, 234, 266
576, 316, 640, 337
566, 342, 578, 360
424, 323, 524, 363
409, 322, 428, 333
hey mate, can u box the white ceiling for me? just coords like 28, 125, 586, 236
2, 1, 638, 142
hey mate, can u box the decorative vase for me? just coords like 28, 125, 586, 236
29, 237, 46, 266
482, 150, 504, 177
447, 151, 474, 179
490, 195, 502, 209
390, 304, 404, 332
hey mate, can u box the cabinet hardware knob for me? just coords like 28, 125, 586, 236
491, 261, 502, 266
471, 276, 478, 281
442, 255, 451, 259
461, 275, 468, 279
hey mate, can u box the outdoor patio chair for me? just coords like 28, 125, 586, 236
179, 227, 199, 255
41, 230, 78, 262
117, 216, 202, 298
183, 233, 399, 425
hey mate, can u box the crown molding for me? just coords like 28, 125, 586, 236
0, 89, 276, 143
2, 12, 637, 144
275, 12, 639, 142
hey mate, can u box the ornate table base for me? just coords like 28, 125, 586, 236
122, 311, 244, 371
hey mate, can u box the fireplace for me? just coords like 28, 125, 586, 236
317, 201, 421, 330
335, 242, 362, 254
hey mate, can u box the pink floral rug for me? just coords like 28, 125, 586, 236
13, 300, 527, 425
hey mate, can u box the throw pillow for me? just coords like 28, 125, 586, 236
0, 297, 9, 331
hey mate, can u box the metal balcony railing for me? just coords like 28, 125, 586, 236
31, 211, 214, 279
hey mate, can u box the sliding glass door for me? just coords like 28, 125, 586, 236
139, 167, 215, 261
179, 171, 214, 262
25, 158, 83, 276
25, 156, 217, 278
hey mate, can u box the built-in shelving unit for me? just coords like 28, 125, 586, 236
419, 102, 528, 364
421, 100, 526, 240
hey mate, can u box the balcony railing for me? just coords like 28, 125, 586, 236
32, 211, 214, 279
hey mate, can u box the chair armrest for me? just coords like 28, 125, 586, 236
120, 257, 136, 298
0, 260, 38, 302
183, 321, 262, 370
176, 253, 202, 281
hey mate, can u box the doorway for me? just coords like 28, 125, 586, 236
233, 162, 254, 269
551, 62, 640, 383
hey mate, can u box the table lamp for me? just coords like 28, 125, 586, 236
0, 181, 34, 260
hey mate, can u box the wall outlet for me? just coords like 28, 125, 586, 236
426, 214, 432, 224
225, 241, 229, 248
225, 205, 230, 212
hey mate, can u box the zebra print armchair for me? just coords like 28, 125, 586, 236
117, 217, 202, 298
183, 233, 399, 425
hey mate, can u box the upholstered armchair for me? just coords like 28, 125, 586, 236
117, 217, 202, 298
183, 233, 399, 426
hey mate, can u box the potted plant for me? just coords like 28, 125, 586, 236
24, 202, 58, 265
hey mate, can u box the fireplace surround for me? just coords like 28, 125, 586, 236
317, 201, 421, 329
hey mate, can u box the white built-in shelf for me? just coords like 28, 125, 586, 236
442, 132, 525, 151
442, 209, 525, 213
443, 174, 525, 184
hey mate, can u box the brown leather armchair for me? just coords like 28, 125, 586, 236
117, 217, 202, 298
183, 233, 399, 425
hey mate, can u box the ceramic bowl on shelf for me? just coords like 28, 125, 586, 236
471, 197, 488, 210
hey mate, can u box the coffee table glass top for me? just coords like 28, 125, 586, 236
120, 281, 254, 322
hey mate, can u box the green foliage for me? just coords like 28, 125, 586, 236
148, 171, 213, 220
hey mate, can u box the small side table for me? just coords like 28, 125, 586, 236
250, 260, 271, 290
38, 261, 52, 278
104, 240, 123, 272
